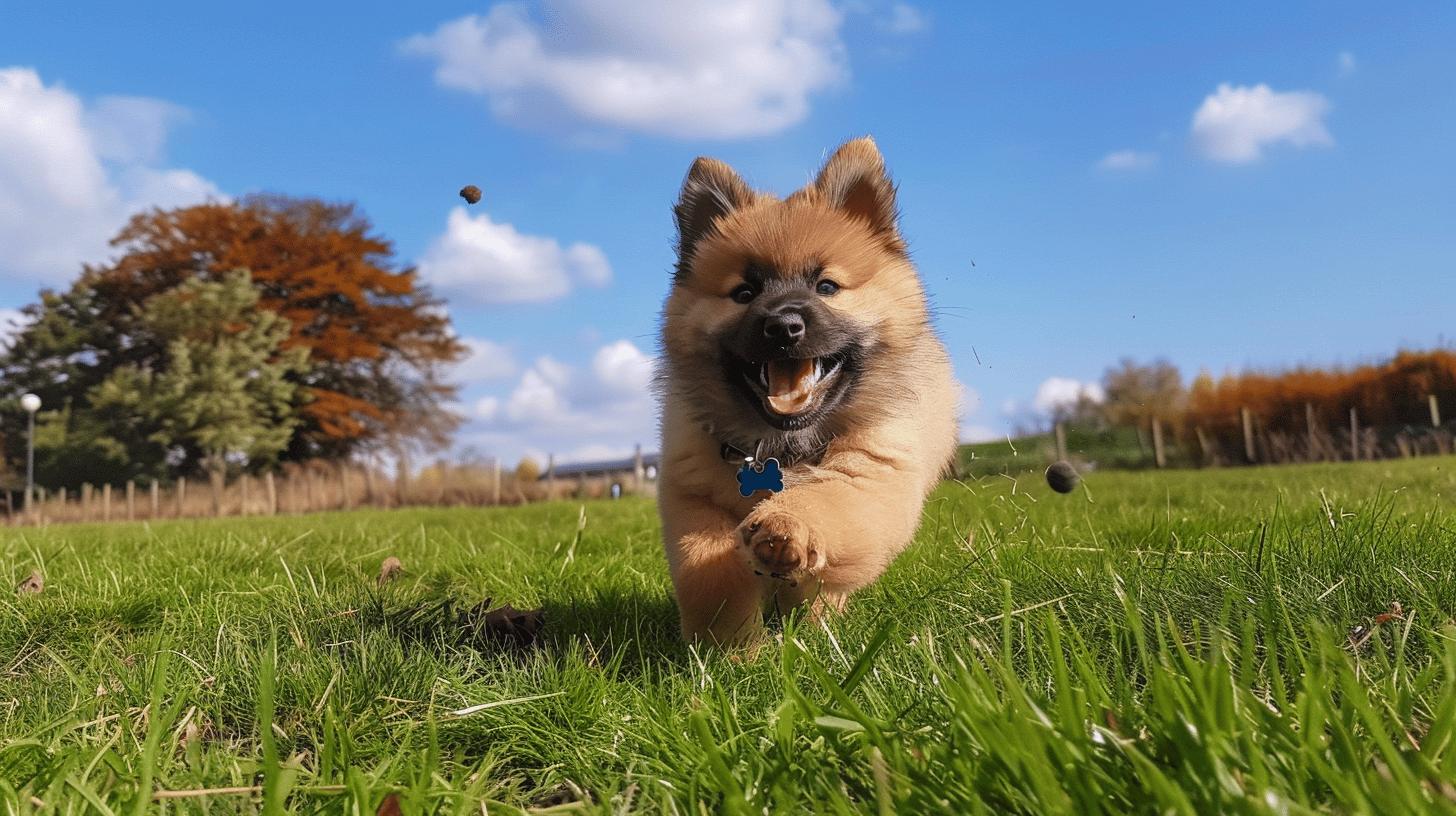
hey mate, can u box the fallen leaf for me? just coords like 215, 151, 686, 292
377, 557, 403, 587
1372, 600, 1405, 625
459, 597, 545, 649
1348, 601, 1408, 651
1103, 708, 1121, 734
16, 571, 43, 595
376, 792, 402, 816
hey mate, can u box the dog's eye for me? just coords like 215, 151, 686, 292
815, 279, 841, 296
730, 284, 757, 304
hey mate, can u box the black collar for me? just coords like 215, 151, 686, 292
717, 437, 828, 470
719, 440, 757, 464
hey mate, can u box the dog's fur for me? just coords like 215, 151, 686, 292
657, 138, 958, 644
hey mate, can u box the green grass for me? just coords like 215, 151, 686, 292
958, 424, 1174, 476
4, 458, 1456, 813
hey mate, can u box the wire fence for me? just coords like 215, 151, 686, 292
5, 457, 659, 527
1046, 399, 1451, 471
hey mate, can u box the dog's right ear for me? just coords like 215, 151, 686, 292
673, 158, 752, 282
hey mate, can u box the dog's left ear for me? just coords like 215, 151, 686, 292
810, 137, 905, 253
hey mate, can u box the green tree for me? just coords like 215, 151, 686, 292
90, 270, 308, 483
0, 196, 464, 480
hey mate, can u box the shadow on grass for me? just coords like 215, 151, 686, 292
355, 587, 689, 676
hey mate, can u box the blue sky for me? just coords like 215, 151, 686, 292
2, 1, 1453, 464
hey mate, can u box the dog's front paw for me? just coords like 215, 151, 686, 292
739, 509, 824, 583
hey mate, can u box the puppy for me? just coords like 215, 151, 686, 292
657, 138, 959, 644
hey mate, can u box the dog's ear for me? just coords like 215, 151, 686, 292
674, 157, 753, 280
810, 137, 905, 253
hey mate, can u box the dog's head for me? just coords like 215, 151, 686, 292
661, 138, 931, 443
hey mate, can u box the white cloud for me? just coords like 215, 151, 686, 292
1338, 51, 1356, 77
1033, 377, 1104, 416
1190, 83, 1333, 164
591, 339, 655, 397
464, 339, 659, 461
84, 96, 189, 164
419, 208, 611, 304
0, 67, 221, 283
474, 395, 501, 421
503, 360, 575, 423
883, 3, 926, 34
955, 380, 998, 442
454, 337, 517, 382
401, 0, 848, 139
1096, 149, 1158, 171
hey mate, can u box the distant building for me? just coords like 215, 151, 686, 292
539, 447, 660, 497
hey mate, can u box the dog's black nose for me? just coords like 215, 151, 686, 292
763, 312, 806, 343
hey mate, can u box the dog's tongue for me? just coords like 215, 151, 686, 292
765, 359, 816, 415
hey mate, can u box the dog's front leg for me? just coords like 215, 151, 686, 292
738, 452, 928, 607
663, 495, 766, 645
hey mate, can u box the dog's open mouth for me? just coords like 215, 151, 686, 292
759, 357, 843, 416
725, 351, 856, 429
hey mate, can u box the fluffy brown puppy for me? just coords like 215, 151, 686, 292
657, 137, 958, 645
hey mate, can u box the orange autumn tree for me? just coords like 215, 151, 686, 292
1182, 349, 1456, 461
82, 195, 463, 462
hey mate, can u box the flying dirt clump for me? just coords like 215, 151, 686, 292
16, 571, 43, 595
1046, 461, 1081, 494
460, 598, 545, 649
459, 185, 482, 205
378, 556, 403, 587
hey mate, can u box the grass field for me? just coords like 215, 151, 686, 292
4, 458, 1456, 813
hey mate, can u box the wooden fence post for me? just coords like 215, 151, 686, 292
126, 480, 135, 521
1349, 407, 1359, 461
1240, 408, 1256, 463
395, 455, 409, 507
1054, 423, 1068, 462
340, 464, 352, 510
547, 454, 556, 499
1151, 418, 1166, 468
492, 458, 502, 505
305, 470, 315, 512
239, 475, 250, 516
265, 471, 278, 516
102, 484, 111, 521
1431, 394, 1442, 428
150, 480, 160, 518
177, 477, 187, 518
81, 483, 93, 521
1194, 427, 1214, 466
1305, 402, 1319, 461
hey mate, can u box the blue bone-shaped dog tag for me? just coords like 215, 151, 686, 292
737, 458, 784, 497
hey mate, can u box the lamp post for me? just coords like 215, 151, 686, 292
20, 393, 40, 517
